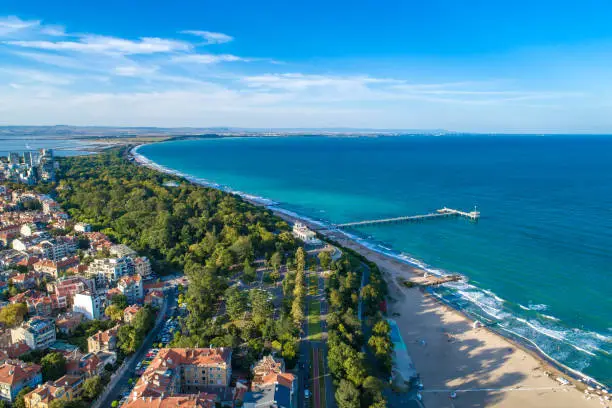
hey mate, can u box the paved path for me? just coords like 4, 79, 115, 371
313, 347, 321, 408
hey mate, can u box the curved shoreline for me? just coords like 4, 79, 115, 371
129, 144, 609, 403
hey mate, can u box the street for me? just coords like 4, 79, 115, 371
94, 286, 177, 408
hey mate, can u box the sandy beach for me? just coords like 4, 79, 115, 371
131, 148, 609, 408
321, 230, 608, 408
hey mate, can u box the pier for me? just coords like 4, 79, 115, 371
336, 207, 480, 228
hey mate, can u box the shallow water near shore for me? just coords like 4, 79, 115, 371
138, 135, 612, 387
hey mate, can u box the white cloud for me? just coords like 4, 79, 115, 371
0, 16, 40, 36
113, 65, 159, 77
7, 35, 191, 55
172, 54, 247, 64
0, 67, 74, 85
181, 30, 233, 44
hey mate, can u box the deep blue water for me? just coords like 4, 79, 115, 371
139, 135, 612, 386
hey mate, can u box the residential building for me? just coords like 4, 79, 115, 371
132, 256, 152, 278
73, 222, 91, 233
33, 237, 77, 261
10, 273, 39, 290
243, 356, 296, 408
26, 295, 67, 317
23, 375, 82, 408
87, 257, 130, 285
123, 305, 142, 323
48, 276, 96, 306
123, 394, 217, 408
55, 313, 84, 335
109, 244, 136, 258
87, 326, 119, 353
3, 342, 31, 359
95, 351, 117, 368
41, 200, 60, 215
0, 360, 42, 403
118, 274, 144, 304
130, 348, 232, 399
144, 290, 164, 308
65, 353, 102, 379
72, 291, 103, 320
0, 225, 20, 246
10, 317, 56, 351
82, 232, 112, 251
20, 223, 39, 237
33, 256, 80, 279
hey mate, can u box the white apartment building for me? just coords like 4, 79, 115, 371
72, 291, 103, 320
87, 257, 131, 285
34, 238, 77, 261
10, 317, 56, 350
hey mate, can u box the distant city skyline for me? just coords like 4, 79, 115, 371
1, 1, 612, 133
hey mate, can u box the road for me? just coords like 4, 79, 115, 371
95, 287, 177, 408
312, 348, 321, 408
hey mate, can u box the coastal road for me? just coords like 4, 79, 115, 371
95, 287, 177, 408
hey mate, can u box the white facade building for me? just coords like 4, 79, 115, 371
72, 291, 103, 320
10, 317, 56, 350
74, 222, 92, 233
87, 257, 130, 285
292, 222, 322, 245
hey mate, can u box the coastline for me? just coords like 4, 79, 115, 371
129, 144, 609, 407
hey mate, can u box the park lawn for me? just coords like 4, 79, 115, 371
308, 274, 318, 296
307, 299, 322, 341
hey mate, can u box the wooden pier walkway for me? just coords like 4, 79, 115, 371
336, 207, 480, 228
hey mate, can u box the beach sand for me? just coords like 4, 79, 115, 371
323, 230, 607, 408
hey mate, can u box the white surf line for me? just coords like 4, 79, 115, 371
421, 385, 574, 393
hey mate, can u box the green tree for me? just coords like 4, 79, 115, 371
362, 376, 385, 406
225, 287, 248, 321
0, 302, 27, 327
104, 304, 124, 321
13, 386, 32, 408
117, 325, 141, 354
82, 376, 103, 401
132, 307, 155, 334
318, 251, 332, 270
281, 338, 299, 368
335, 380, 360, 408
242, 260, 256, 283
270, 251, 282, 272
110, 294, 128, 309
249, 289, 272, 327
41, 352, 67, 381
295, 247, 305, 274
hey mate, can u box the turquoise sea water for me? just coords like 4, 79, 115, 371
138, 135, 612, 386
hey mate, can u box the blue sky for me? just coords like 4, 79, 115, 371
1, 0, 612, 132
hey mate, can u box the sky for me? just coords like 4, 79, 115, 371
1, 0, 612, 133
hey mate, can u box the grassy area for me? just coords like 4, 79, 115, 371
308, 274, 318, 296
307, 299, 322, 341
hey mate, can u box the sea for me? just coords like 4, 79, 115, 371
139, 135, 611, 387
0, 136, 96, 156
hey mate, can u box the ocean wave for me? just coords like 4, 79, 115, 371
518, 303, 549, 312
